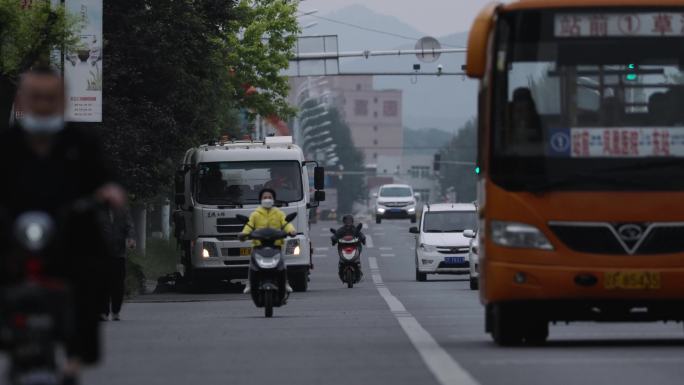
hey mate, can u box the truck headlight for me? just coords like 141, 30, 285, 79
285, 239, 301, 255
490, 221, 553, 250
419, 243, 437, 253
202, 242, 219, 258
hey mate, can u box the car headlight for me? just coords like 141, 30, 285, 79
376, 207, 386, 214
285, 239, 301, 255
419, 243, 437, 253
202, 242, 219, 258
255, 253, 281, 269
408, 207, 416, 213
490, 221, 553, 250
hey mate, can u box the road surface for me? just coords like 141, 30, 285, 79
85, 221, 684, 385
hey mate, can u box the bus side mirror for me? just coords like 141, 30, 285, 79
314, 190, 326, 202
314, 167, 325, 190
463, 229, 476, 239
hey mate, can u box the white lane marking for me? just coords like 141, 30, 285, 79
313, 255, 327, 259
373, 232, 386, 236
480, 357, 684, 366
368, 257, 480, 385
379, 246, 393, 251
381, 254, 396, 258
314, 247, 329, 252
365, 235, 374, 248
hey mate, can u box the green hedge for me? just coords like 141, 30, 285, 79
126, 238, 179, 296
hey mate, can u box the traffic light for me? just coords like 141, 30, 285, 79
475, 166, 481, 175
433, 154, 441, 172
625, 64, 638, 81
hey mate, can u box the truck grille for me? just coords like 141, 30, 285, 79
216, 218, 245, 234
549, 222, 684, 255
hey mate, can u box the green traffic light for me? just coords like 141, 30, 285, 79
628, 64, 636, 70
626, 73, 638, 81
475, 166, 481, 175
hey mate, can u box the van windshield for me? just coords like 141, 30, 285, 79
195, 161, 302, 205
423, 212, 477, 233
380, 187, 412, 198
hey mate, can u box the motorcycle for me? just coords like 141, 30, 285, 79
0, 211, 72, 385
237, 213, 297, 318
331, 224, 364, 288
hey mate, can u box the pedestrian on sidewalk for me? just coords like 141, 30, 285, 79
101, 206, 136, 321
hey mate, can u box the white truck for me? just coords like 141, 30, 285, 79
174, 136, 325, 292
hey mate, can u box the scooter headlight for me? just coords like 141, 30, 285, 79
14, 212, 55, 252
255, 253, 281, 269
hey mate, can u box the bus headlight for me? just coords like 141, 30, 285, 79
490, 221, 553, 250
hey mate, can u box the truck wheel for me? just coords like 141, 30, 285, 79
290, 271, 309, 292
469, 277, 479, 291
491, 303, 524, 346
376, 216, 382, 224
415, 269, 427, 282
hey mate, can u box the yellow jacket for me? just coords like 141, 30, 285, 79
242, 207, 296, 246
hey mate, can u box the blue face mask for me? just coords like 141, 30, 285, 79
21, 114, 65, 135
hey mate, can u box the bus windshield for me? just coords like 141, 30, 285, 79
492, 9, 684, 191
195, 161, 302, 205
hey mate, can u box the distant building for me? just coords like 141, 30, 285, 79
289, 76, 403, 165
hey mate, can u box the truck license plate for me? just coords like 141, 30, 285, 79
605, 271, 661, 290
240, 247, 252, 256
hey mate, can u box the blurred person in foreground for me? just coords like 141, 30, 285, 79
0, 66, 127, 384
101, 206, 136, 321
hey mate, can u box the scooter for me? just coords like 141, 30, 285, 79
331, 224, 364, 288
237, 213, 297, 318
0, 211, 73, 385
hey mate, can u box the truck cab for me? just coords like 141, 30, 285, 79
174, 136, 325, 292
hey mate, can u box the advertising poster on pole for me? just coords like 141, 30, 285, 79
64, 0, 103, 122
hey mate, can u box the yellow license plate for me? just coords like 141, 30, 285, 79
240, 247, 252, 256
605, 271, 661, 290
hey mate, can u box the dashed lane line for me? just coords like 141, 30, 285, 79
379, 247, 393, 251
380, 254, 396, 258
366, 235, 374, 248
369, 257, 480, 385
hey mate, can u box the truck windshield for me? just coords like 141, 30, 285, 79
380, 187, 412, 197
195, 161, 303, 205
423, 212, 477, 233
492, 9, 684, 191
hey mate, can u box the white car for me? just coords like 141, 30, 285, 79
464, 229, 479, 290
375, 184, 418, 224
410, 203, 478, 282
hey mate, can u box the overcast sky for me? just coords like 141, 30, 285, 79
300, 0, 496, 36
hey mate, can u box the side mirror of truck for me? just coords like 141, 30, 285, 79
285, 213, 298, 223
409, 227, 420, 234
314, 190, 326, 202
463, 229, 476, 239
174, 169, 186, 205
235, 214, 249, 224
314, 166, 325, 190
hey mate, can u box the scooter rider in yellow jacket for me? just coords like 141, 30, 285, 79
241, 189, 296, 294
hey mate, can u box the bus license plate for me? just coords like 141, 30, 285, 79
605, 271, 661, 290
240, 248, 252, 256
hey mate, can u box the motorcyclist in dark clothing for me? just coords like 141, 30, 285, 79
0, 66, 127, 385
331, 215, 366, 280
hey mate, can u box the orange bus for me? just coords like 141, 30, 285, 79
466, 0, 684, 345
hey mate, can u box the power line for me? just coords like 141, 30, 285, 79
302, 14, 466, 49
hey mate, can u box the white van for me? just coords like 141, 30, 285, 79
410, 203, 478, 282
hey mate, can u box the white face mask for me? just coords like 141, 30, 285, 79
21, 114, 65, 135
261, 198, 274, 209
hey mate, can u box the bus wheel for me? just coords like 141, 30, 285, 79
491, 304, 524, 346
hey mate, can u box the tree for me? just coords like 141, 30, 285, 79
0, 0, 78, 130
438, 119, 478, 202
99, 0, 299, 201
299, 100, 366, 214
